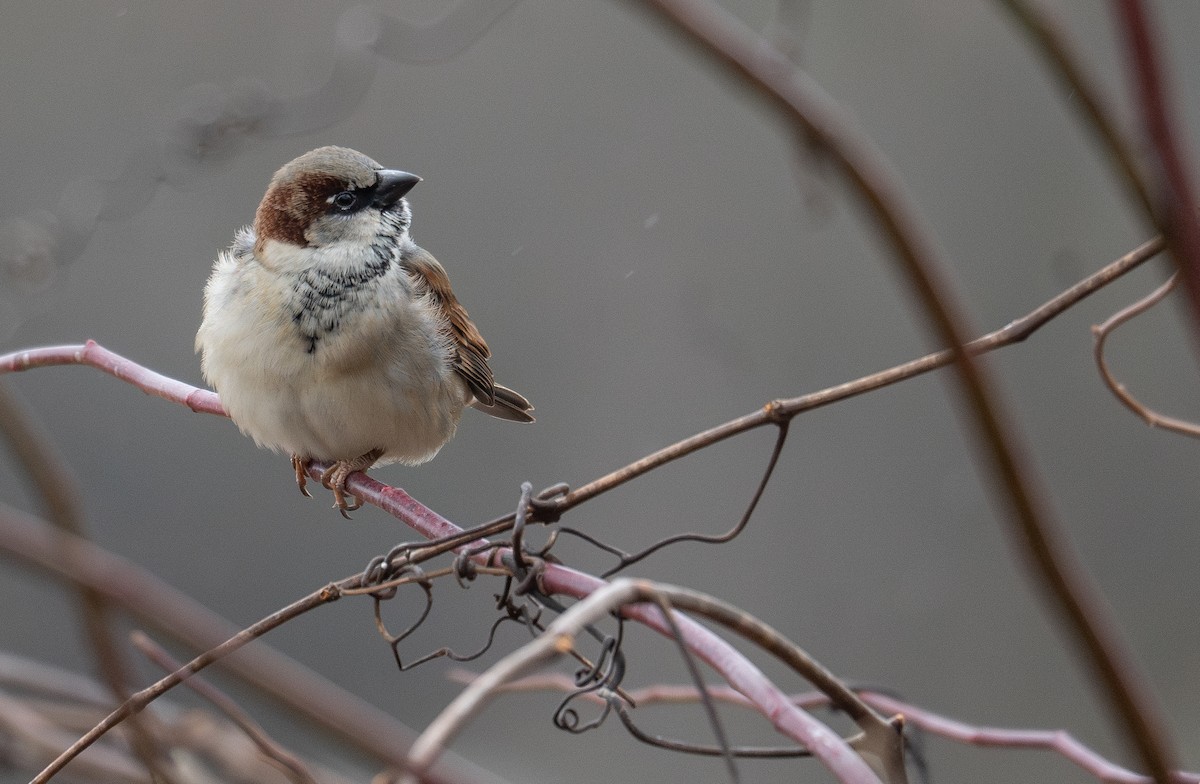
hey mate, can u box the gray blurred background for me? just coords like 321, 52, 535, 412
1, 1, 1198, 782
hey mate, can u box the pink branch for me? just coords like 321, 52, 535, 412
0, 341, 225, 416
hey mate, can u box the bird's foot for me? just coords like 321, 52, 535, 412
319, 448, 383, 519
291, 455, 313, 498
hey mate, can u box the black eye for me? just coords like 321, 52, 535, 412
331, 191, 358, 211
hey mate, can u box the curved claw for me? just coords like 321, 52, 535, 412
288, 449, 382, 518
320, 464, 355, 517
318, 451, 380, 518
291, 455, 313, 498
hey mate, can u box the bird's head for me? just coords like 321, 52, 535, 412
252, 146, 421, 256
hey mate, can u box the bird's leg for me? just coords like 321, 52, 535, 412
320, 448, 384, 519
291, 455, 313, 498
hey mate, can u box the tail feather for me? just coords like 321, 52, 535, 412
470, 383, 535, 423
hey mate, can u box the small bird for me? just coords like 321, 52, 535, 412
196, 146, 533, 516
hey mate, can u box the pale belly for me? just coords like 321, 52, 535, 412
198, 256, 469, 465
217, 358, 469, 465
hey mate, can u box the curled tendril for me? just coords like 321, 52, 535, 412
550, 618, 628, 735
371, 564, 433, 641
511, 481, 535, 575
529, 482, 570, 523
391, 614, 521, 672
360, 541, 426, 594
554, 690, 615, 734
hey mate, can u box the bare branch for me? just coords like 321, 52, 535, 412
0, 341, 223, 416
562, 236, 1164, 509
1093, 274, 1200, 437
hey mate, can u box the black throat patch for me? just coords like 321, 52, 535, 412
290, 251, 400, 355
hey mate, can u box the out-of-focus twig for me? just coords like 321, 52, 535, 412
1113, 1, 1200, 350
995, 0, 1156, 219
31, 582, 349, 784
0, 502, 490, 784
1093, 274, 1200, 437
0, 383, 170, 781
0, 688, 151, 784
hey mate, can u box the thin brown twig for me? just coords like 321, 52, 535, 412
627, 3, 1177, 780
1093, 274, 1200, 437
130, 631, 319, 784
0, 689, 150, 784
562, 236, 1164, 509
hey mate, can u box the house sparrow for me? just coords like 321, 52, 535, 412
196, 146, 533, 517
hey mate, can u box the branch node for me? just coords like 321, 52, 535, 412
762, 399, 790, 423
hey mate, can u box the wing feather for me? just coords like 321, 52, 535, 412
401, 247, 497, 405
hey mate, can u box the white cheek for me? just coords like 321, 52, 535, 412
307, 212, 386, 247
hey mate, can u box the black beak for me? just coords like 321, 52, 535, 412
371, 169, 421, 209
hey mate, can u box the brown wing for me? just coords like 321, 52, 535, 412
401, 247, 498, 405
